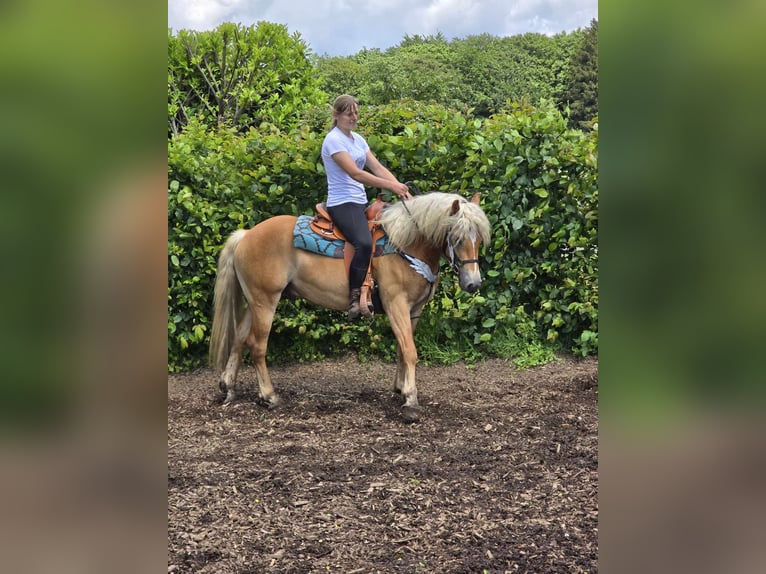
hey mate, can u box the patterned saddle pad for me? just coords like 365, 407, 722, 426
292, 215, 396, 259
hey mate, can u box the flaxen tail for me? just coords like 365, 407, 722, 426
209, 229, 248, 372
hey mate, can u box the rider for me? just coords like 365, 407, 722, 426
321, 95, 411, 320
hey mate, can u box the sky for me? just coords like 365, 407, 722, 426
168, 0, 598, 57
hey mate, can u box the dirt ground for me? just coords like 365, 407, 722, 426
168, 354, 598, 573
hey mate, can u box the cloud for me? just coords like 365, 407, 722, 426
503, 0, 597, 35
167, 0, 597, 55
419, 0, 484, 31
169, 0, 262, 31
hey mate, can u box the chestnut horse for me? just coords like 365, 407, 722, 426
209, 192, 491, 421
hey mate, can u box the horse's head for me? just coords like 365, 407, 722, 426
377, 191, 491, 293
445, 192, 490, 293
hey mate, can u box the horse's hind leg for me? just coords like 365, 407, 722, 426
245, 295, 282, 408
220, 309, 253, 404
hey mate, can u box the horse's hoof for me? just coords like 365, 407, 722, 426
223, 390, 237, 405
401, 406, 421, 423
266, 395, 283, 410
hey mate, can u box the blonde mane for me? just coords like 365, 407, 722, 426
376, 192, 491, 251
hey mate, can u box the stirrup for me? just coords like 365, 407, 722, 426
359, 285, 374, 318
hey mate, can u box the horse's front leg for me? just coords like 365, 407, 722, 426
388, 302, 421, 422
394, 344, 405, 394
394, 313, 421, 395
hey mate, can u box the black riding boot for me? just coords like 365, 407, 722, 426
348, 288, 362, 320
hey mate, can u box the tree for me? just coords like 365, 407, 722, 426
550, 29, 585, 106
373, 40, 466, 106
314, 56, 368, 102
315, 31, 584, 117
168, 22, 326, 135
561, 19, 598, 129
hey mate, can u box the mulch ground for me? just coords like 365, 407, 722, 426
168, 354, 598, 573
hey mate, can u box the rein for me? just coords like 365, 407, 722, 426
399, 181, 418, 228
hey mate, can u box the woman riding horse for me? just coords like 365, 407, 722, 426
209, 190, 490, 422
321, 95, 410, 319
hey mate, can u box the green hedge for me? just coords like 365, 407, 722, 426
168, 101, 597, 372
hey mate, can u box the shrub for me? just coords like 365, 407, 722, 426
168, 101, 597, 371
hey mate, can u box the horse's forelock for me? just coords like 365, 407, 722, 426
453, 200, 491, 245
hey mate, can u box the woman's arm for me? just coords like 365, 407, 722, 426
365, 151, 400, 184
332, 151, 411, 198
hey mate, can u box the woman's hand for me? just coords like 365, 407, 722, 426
392, 181, 411, 200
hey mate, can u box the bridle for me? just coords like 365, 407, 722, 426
445, 233, 480, 274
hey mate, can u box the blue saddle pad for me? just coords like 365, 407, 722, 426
293, 215, 395, 259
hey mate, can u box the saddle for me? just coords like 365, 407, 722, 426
309, 196, 387, 317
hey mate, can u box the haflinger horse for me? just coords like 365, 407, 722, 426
209, 191, 491, 422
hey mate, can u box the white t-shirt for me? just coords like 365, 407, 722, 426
321, 126, 370, 207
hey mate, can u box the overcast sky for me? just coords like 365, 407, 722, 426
168, 0, 598, 57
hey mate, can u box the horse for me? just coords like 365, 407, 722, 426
209, 191, 491, 421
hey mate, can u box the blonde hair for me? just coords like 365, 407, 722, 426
377, 192, 491, 251
331, 94, 358, 128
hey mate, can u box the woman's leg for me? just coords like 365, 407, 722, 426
327, 202, 373, 318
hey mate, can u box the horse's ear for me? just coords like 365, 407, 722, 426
450, 199, 460, 215
470, 192, 481, 205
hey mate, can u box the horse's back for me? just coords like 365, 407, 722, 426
239, 215, 297, 250
231, 215, 299, 294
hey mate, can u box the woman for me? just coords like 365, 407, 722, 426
321, 95, 411, 320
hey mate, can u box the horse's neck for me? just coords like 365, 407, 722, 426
399, 242, 442, 270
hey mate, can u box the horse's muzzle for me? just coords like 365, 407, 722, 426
460, 272, 482, 293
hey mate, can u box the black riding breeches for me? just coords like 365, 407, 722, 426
326, 202, 373, 291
